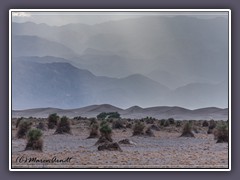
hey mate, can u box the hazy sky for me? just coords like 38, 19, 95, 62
12, 11, 228, 26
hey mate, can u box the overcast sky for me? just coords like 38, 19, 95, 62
12, 11, 228, 26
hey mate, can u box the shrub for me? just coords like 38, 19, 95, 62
160, 119, 165, 126
25, 129, 43, 151
176, 120, 181, 127
209, 119, 216, 129
180, 122, 194, 137
168, 118, 175, 124
112, 119, 125, 129
215, 124, 228, 143
97, 112, 108, 120
48, 113, 59, 129
97, 112, 120, 120
99, 122, 112, 142
17, 120, 32, 138
202, 120, 209, 127
132, 121, 145, 136
54, 116, 71, 134
36, 122, 46, 131
88, 123, 99, 138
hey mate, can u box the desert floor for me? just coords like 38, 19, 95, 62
11, 119, 228, 169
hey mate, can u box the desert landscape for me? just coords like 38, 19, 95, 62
11, 109, 229, 169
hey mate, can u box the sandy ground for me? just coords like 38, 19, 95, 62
11, 120, 228, 169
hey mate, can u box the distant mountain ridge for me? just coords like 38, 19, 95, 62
12, 59, 228, 110
12, 104, 228, 120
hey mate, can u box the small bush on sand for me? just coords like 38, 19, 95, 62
48, 113, 59, 129
132, 121, 145, 136
54, 116, 71, 134
215, 124, 228, 143
25, 129, 43, 151
100, 122, 112, 140
180, 122, 194, 137
17, 120, 32, 138
95, 121, 113, 145
88, 123, 99, 138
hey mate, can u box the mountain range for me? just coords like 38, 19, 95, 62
11, 15, 229, 110
12, 104, 228, 120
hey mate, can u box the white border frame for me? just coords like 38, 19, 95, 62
9, 9, 231, 171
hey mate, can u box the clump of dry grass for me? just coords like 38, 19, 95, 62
25, 128, 43, 151
16, 120, 32, 139
87, 123, 99, 139
132, 121, 145, 136
180, 122, 194, 137
215, 124, 228, 143
48, 113, 59, 129
54, 116, 72, 134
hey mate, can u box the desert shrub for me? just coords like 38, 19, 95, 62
97, 112, 120, 120
108, 112, 120, 119
16, 117, 24, 128
176, 120, 181, 127
48, 113, 59, 129
159, 119, 165, 126
168, 118, 175, 124
36, 122, 46, 131
54, 116, 71, 134
132, 121, 145, 136
88, 123, 99, 138
180, 122, 194, 137
215, 124, 228, 143
112, 119, 125, 129
17, 120, 32, 138
99, 122, 112, 142
209, 119, 216, 129
89, 118, 98, 126
145, 117, 155, 124
25, 129, 43, 151
202, 120, 209, 127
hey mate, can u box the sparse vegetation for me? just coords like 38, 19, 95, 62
54, 116, 71, 134
97, 112, 120, 120
88, 123, 99, 138
180, 122, 194, 137
36, 122, 46, 131
17, 120, 32, 138
145, 127, 155, 137
202, 120, 209, 127
168, 118, 175, 124
112, 119, 125, 129
48, 113, 59, 129
25, 129, 43, 151
132, 121, 145, 136
215, 124, 228, 143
